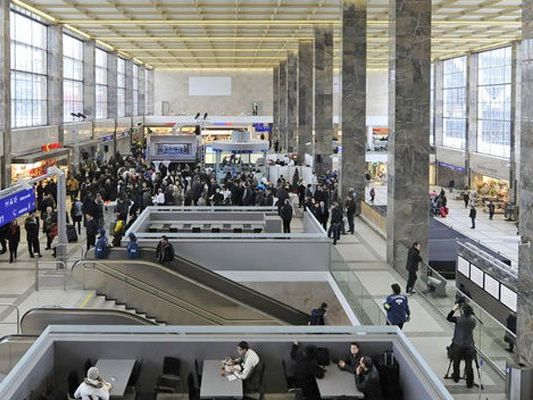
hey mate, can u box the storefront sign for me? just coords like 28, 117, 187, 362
438, 161, 465, 173
0, 188, 36, 226
100, 134, 114, 142
41, 142, 62, 152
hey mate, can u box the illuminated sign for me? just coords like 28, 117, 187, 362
0, 188, 36, 226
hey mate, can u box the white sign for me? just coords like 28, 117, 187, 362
470, 265, 484, 288
457, 256, 470, 277
500, 284, 517, 312
484, 274, 500, 299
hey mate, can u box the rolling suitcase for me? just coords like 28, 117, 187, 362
67, 224, 78, 243
377, 351, 403, 400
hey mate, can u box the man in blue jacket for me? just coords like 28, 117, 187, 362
383, 283, 410, 329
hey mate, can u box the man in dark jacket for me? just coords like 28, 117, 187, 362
329, 202, 343, 245
290, 343, 321, 399
345, 196, 356, 234
383, 283, 410, 329
469, 205, 477, 229
447, 303, 477, 387
24, 212, 41, 258
156, 235, 175, 264
85, 214, 98, 251
316, 201, 329, 231
405, 242, 422, 294
355, 357, 384, 400
279, 199, 293, 233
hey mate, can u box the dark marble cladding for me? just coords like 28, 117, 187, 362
386, 0, 431, 268
287, 52, 298, 153
518, 0, 533, 365
279, 60, 288, 152
314, 25, 334, 176
273, 66, 280, 144
298, 41, 313, 159
341, 0, 367, 209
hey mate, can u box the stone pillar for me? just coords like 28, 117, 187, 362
272, 66, 280, 147
125, 60, 134, 117
146, 69, 154, 115
314, 25, 334, 176
47, 24, 64, 143
107, 52, 118, 119
138, 67, 146, 116
298, 41, 313, 161
279, 60, 288, 153
287, 51, 298, 153
83, 40, 96, 121
386, 0, 431, 268
517, 0, 533, 365
341, 0, 366, 210
433, 60, 443, 147
509, 42, 519, 205
0, 0, 11, 188
465, 52, 478, 188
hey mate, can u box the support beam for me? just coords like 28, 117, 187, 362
314, 25, 334, 176
272, 65, 280, 148
465, 52, 478, 189
125, 60, 134, 117
107, 52, 118, 119
341, 0, 366, 212
0, 0, 10, 188
83, 40, 96, 121
138, 67, 146, 116
287, 51, 298, 153
279, 60, 288, 153
386, 0, 431, 268
298, 41, 313, 161
47, 25, 64, 144
146, 69, 155, 115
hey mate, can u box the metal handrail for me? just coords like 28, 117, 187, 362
0, 304, 21, 334
34, 260, 67, 291
55, 243, 85, 262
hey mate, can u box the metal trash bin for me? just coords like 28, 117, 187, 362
506, 361, 533, 400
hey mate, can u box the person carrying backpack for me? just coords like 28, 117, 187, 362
127, 232, 140, 259
94, 229, 109, 259
309, 302, 328, 325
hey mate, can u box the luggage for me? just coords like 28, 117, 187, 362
376, 351, 403, 400
440, 206, 449, 218
67, 224, 78, 243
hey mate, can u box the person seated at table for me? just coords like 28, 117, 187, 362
355, 357, 384, 400
337, 342, 363, 374
222, 341, 260, 390
74, 366, 112, 400
290, 342, 322, 399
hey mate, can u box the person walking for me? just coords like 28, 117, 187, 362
447, 303, 477, 388
7, 220, 21, 263
345, 195, 356, 234
330, 202, 343, 245
469, 205, 477, 229
42, 206, 57, 251
127, 232, 140, 259
309, 302, 328, 325
279, 198, 293, 234
316, 201, 329, 231
24, 212, 41, 258
85, 214, 98, 251
405, 242, 422, 294
383, 283, 410, 329
71, 198, 84, 235
369, 187, 375, 203
487, 201, 495, 220
463, 191, 470, 209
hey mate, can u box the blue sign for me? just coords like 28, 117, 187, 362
253, 123, 272, 133
0, 188, 36, 226
438, 161, 465, 173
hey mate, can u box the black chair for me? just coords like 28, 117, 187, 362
67, 370, 79, 398
187, 372, 200, 400
244, 362, 266, 400
282, 359, 296, 390
194, 358, 202, 385
192, 227, 201, 233
211, 227, 221, 233
128, 358, 144, 387
134, 392, 157, 400
154, 357, 181, 393
233, 227, 243, 233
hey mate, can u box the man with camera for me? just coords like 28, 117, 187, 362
447, 302, 477, 388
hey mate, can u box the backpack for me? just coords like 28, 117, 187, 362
95, 237, 108, 259
127, 241, 140, 259
309, 309, 325, 326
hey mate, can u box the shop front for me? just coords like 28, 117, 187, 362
471, 173, 509, 214
436, 161, 466, 189
11, 145, 70, 183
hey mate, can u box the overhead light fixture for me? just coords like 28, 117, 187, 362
63, 24, 92, 39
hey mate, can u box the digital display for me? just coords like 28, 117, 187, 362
156, 143, 192, 157
484, 274, 500, 299
457, 256, 470, 277
470, 265, 484, 288
0, 188, 36, 226
500, 285, 517, 312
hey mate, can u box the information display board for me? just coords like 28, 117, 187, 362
484, 274, 500, 299
470, 265, 484, 288
0, 188, 36, 226
457, 256, 470, 277
500, 284, 517, 312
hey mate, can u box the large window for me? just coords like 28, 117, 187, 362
10, 11, 47, 128
63, 34, 83, 122
430, 63, 434, 146
95, 48, 108, 119
133, 64, 139, 116
442, 56, 467, 149
145, 69, 150, 114
117, 58, 126, 117
477, 47, 512, 158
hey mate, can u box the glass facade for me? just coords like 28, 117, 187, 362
477, 47, 512, 158
117, 58, 126, 117
442, 56, 467, 149
9, 11, 47, 128
95, 48, 108, 119
133, 64, 139, 116
63, 34, 84, 122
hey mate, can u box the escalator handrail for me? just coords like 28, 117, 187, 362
83, 247, 310, 325
74, 259, 277, 325
0, 334, 38, 345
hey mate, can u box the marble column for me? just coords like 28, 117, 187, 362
279, 60, 288, 153
125, 60, 134, 117
298, 41, 313, 161
287, 51, 298, 153
314, 25, 334, 176
47, 24, 64, 143
107, 52, 118, 119
146, 69, 155, 115
138, 67, 146, 116
386, 0, 431, 268
509, 42, 519, 205
517, 0, 533, 365
433, 60, 443, 147
83, 40, 96, 121
341, 0, 366, 211
272, 66, 280, 147
465, 52, 478, 188
0, 0, 10, 188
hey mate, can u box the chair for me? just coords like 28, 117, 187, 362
282, 359, 296, 390
244, 362, 266, 400
233, 227, 243, 233
134, 392, 157, 400
128, 357, 144, 387
187, 372, 200, 400
67, 370, 79, 399
194, 358, 202, 385
154, 357, 181, 393
192, 227, 201, 233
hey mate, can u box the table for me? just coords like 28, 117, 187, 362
316, 365, 364, 399
200, 359, 243, 399
95, 359, 136, 398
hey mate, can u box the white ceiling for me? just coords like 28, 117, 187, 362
17, 0, 521, 69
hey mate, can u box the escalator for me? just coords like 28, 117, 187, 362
75, 248, 310, 325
